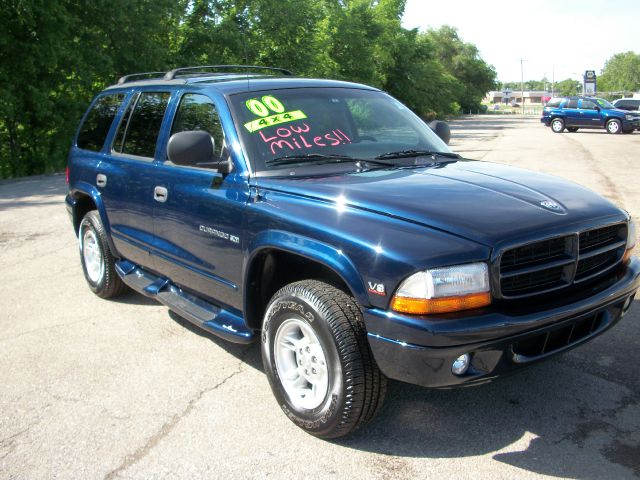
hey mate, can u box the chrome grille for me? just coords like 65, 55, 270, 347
499, 223, 627, 298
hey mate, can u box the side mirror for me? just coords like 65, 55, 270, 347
595, 106, 601, 112
167, 130, 215, 168
429, 120, 451, 145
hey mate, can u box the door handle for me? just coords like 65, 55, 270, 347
154, 186, 168, 203
96, 174, 107, 187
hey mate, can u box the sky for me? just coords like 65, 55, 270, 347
402, 0, 640, 85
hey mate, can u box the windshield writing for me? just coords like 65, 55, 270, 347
231, 87, 450, 172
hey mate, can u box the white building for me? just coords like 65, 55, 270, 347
485, 90, 547, 105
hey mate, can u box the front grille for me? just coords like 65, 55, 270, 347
499, 223, 627, 298
501, 237, 567, 272
575, 250, 618, 280
501, 265, 566, 295
512, 313, 604, 362
579, 224, 621, 252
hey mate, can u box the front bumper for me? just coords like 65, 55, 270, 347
364, 257, 640, 388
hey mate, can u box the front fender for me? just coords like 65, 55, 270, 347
245, 229, 368, 306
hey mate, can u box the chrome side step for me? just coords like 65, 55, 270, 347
115, 260, 254, 344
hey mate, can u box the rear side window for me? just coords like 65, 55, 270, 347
77, 94, 125, 151
171, 93, 224, 160
580, 100, 596, 110
565, 99, 578, 109
114, 92, 170, 158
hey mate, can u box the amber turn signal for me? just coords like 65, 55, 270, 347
391, 291, 491, 315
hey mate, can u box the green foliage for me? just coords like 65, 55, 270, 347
555, 78, 581, 96
502, 80, 548, 91
599, 51, 640, 92
0, 0, 497, 178
423, 26, 498, 112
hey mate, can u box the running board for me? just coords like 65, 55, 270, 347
115, 260, 254, 344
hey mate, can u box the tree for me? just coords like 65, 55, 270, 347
555, 78, 580, 96
423, 26, 497, 111
598, 51, 640, 92
0, 0, 184, 178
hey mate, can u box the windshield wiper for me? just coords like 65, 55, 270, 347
375, 150, 460, 160
265, 154, 395, 169
265, 153, 359, 167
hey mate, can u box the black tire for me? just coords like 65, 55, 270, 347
261, 280, 387, 439
606, 119, 622, 134
551, 118, 565, 133
622, 127, 633, 134
567, 127, 579, 132
79, 210, 126, 298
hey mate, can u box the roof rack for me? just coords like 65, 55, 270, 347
163, 65, 294, 81
116, 72, 166, 85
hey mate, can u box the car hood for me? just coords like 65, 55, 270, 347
256, 160, 625, 246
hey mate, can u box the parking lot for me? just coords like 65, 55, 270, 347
1, 116, 639, 479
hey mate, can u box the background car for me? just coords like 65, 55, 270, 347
613, 98, 640, 112
541, 96, 640, 134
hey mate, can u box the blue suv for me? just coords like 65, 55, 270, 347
66, 66, 639, 438
541, 96, 640, 134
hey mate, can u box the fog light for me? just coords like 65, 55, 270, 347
452, 353, 471, 376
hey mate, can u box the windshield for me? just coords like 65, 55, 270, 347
594, 98, 615, 109
229, 87, 452, 173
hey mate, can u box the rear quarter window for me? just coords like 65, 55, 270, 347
77, 94, 125, 151
546, 98, 562, 108
113, 92, 171, 158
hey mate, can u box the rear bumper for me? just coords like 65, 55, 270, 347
65, 193, 76, 226
364, 257, 640, 388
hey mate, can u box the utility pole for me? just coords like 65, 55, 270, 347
520, 58, 527, 115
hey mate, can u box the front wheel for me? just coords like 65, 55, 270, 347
262, 280, 387, 438
79, 211, 126, 298
551, 118, 565, 133
606, 119, 622, 134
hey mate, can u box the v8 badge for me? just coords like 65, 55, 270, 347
368, 281, 386, 296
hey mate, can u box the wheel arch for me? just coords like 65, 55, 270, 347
70, 182, 119, 255
243, 232, 368, 331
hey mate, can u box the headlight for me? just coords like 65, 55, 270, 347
391, 262, 491, 315
623, 218, 637, 264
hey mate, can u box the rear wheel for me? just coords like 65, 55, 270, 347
551, 118, 565, 133
262, 280, 387, 438
606, 119, 622, 134
567, 127, 579, 132
79, 211, 126, 298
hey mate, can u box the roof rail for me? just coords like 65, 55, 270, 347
163, 65, 294, 81
116, 72, 166, 85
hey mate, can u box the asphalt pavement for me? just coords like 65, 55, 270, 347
1, 116, 639, 479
